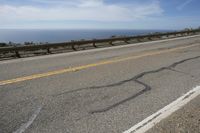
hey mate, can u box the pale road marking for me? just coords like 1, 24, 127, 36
0, 34, 200, 65
0, 43, 200, 86
123, 86, 200, 133
13, 106, 42, 133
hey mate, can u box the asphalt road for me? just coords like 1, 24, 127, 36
0, 35, 200, 133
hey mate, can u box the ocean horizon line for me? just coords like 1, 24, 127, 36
0, 29, 174, 44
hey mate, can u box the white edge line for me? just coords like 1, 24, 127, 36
1, 34, 200, 65
123, 86, 200, 133
13, 106, 42, 133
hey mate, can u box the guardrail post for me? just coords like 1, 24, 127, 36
109, 41, 114, 46
93, 42, 97, 48
47, 48, 51, 54
15, 51, 21, 58
72, 44, 77, 51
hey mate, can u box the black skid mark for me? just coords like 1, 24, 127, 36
168, 68, 195, 78
52, 78, 137, 97
89, 68, 168, 114
169, 56, 200, 68
89, 79, 151, 114
53, 56, 200, 113
54, 56, 200, 97
90, 56, 200, 113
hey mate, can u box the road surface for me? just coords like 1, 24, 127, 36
0, 35, 200, 133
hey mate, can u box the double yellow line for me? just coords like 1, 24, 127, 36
0, 43, 199, 86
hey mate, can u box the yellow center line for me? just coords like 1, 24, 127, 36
0, 43, 199, 86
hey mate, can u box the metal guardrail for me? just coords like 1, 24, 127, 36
0, 29, 200, 58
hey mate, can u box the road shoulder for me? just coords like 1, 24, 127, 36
147, 95, 200, 133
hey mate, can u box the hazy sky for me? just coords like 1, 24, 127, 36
0, 0, 199, 29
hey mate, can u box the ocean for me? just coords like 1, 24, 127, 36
0, 29, 172, 44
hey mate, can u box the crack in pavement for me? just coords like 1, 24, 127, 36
168, 68, 195, 78
53, 56, 200, 114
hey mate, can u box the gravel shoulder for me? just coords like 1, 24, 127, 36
147, 96, 200, 133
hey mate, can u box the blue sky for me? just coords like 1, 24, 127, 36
0, 0, 199, 29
